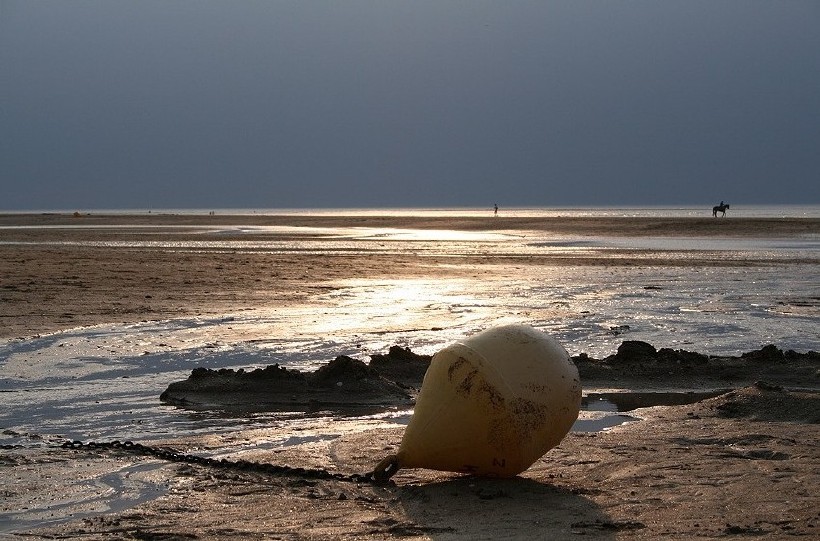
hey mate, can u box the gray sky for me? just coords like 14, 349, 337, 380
2, 1, 819, 210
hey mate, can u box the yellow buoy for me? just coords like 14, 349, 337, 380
373, 324, 581, 480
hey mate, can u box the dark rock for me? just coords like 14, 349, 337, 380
742, 344, 785, 362
576, 341, 820, 388
255, 364, 305, 381
159, 349, 422, 411
656, 348, 709, 365
371, 345, 427, 363
312, 355, 379, 386
368, 346, 431, 387
181, 364, 306, 384
753, 380, 782, 391
190, 367, 210, 379
604, 341, 657, 364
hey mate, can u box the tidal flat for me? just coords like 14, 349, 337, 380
1, 211, 818, 539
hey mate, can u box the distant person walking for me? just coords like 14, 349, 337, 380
494, 204, 498, 217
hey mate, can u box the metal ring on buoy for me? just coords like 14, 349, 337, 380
371, 454, 400, 482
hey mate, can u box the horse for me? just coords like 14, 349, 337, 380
712, 203, 729, 217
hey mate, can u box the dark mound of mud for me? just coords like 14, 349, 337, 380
160, 355, 413, 411
697, 382, 820, 423
573, 342, 820, 389
368, 346, 431, 387
161, 341, 819, 413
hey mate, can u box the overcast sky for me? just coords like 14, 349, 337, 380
2, 1, 818, 210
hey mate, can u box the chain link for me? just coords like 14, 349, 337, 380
58, 439, 384, 485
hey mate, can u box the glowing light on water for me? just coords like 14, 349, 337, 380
1, 209, 818, 448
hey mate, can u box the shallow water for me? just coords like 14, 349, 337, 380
1, 211, 818, 448
9, 204, 820, 218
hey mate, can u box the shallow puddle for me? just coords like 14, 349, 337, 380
584, 390, 728, 412
573, 390, 728, 433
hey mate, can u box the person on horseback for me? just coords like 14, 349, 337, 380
713, 201, 729, 217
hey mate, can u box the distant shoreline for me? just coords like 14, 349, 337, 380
1, 212, 819, 238
0, 203, 818, 219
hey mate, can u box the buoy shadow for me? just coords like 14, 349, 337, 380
390, 475, 616, 540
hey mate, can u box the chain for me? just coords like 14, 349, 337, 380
58, 439, 384, 485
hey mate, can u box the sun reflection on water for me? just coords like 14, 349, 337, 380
308, 278, 513, 343
343, 227, 518, 242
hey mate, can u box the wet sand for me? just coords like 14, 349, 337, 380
4, 384, 818, 539
2, 212, 818, 340
2, 213, 819, 539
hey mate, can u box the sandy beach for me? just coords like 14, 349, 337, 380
2, 212, 818, 341
2, 212, 819, 539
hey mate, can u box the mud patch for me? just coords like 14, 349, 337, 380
574, 343, 820, 389
160, 355, 413, 411
367, 346, 431, 387
700, 381, 820, 423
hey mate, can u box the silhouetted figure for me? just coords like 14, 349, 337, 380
494, 204, 498, 216
713, 202, 730, 217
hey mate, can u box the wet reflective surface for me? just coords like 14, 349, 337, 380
1, 207, 818, 535
2, 212, 818, 449
573, 391, 730, 432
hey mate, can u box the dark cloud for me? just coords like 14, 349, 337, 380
2, 1, 819, 209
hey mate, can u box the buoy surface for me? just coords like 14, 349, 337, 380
380, 324, 581, 478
